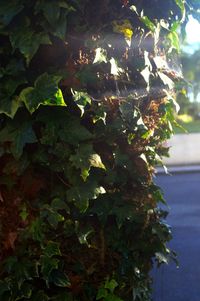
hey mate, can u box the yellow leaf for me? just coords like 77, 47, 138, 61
113, 19, 133, 40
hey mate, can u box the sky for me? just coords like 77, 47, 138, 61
184, 16, 200, 53
186, 16, 200, 44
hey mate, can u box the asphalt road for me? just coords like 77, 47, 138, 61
152, 172, 200, 301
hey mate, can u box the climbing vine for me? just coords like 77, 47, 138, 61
0, 0, 198, 300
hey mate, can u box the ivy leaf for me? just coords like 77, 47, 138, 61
17, 282, 33, 299
67, 180, 105, 213
70, 144, 105, 181
20, 73, 66, 113
89, 154, 106, 169
49, 270, 71, 287
140, 51, 152, 88
59, 122, 93, 146
51, 198, 70, 213
0, 121, 37, 159
10, 27, 51, 64
155, 252, 169, 264
0, 280, 9, 297
29, 218, 44, 242
105, 294, 123, 301
140, 16, 156, 32
110, 58, 124, 76
112, 19, 133, 44
96, 288, 108, 300
0, 75, 27, 117
158, 71, 174, 89
0, 1, 23, 28
32, 291, 49, 301
40, 255, 59, 281
35, 1, 75, 39
72, 90, 91, 116
93, 48, 107, 64
105, 279, 118, 293
175, 0, 185, 21
75, 224, 94, 246
111, 201, 137, 228
42, 205, 65, 229
52, 292, 73, 301
37, 1, 61, 25
43, 241, 61, 258
168, 31, 180, 52
0, 96, 22, 118
52, 9, 68, 39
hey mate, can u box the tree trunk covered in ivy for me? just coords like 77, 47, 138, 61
0, 1, 199, 300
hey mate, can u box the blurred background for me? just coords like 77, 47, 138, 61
164, 15, 200, 167
153, 15, 200, 301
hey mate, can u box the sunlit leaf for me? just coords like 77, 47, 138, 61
72, 90, 91, 116
20, 73, 66, 113
140, 16, 156, 32
175, 0, 186, 21
93, 48, 107, 64
168, 31, 180, 52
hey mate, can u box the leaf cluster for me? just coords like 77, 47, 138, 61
0, 0, 196, 300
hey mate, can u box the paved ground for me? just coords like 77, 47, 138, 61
164, 133, 200, 166
152, 172, 200, 301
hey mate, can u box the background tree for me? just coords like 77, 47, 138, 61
0, 1, 199, 301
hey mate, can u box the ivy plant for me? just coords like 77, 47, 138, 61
0, 0, 198, 300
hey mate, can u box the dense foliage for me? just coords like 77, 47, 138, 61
0, 1, 197, 300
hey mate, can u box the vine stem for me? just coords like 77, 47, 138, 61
100, 227, 105, 266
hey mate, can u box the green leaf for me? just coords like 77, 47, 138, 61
4, 258, 37, 289
43, 241, 61, 258
89, 154, 106, 169
40, 256, 59, 281
72, 90, 91, 116
42, 206, 64, 229
10, 27, 51, 63
0, 121, 37, 159
59, 122, 93, 146
67, 180, 105, 213
38, 1, 61, 25
0, 280, 9, 297
49, 270, 70, 287
76, 224, 94, 245
19, 204, 28, 222
0, 96, 22, 118
168, 31, 180, 52
175, 0, 185, 21
16, 282, 32, 299
29, 218, 44, 242
20, 73, 66, 113
105, 279, 118, 293
0, 74, 27, 117
0, 1, 24, 28
105, 294, 123, 301
52, 9, 68, 39
96, 288, 108, 300
140, 16, 156, 32
51, 198, 70, 213
52, 292, 73, 301
32, 291, 49, 301
35, 1, 75, 39
70, 144, 105, 181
